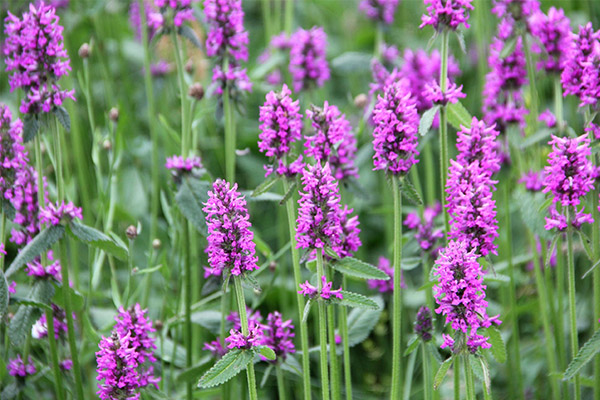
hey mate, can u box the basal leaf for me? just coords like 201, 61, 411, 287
5, 225, 65, 278
68, 222, 128, 260
198, 349, 254, 388
330, 257, 389, 280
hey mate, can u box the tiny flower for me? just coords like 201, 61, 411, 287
538, 109, 556, 128
259, 311, 295, 362
31, 304, 69, 340
165, 155, 203, 172
404, 202, 444, 257
298, 276, 343, 300
154, 0, 198, 29
211, 64, 252, 97
561, 23, 600, 107
60, 359, 73, 371
225, 320, 263, 349
7, 355, 36, 377
96, 331, 140, 400
420, 0, 474, 32
289, 27, 330, 92
415, 306, 433, 342
26, 251, 61, 281
585, 123, 600, 140
423, 80, 466, 106
39, 201, 83, 226
149, 60, 173, 76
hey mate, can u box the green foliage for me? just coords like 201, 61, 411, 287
434, 357, 453, 390
419, 106, 440, 136
446, 100, 472, 130
564, 327, 600, 380
346, 296, 383, 347
175, 177, 210, 236
198, 349, 256, 388
5, 225, 65, 278
68, 222, 128, 260
8, 280, 55, 346
337, 291, 380, 310
330, 257, 390, 280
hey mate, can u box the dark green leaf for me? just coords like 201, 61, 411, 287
331, 257, 389, 280
244, 274, 262, 293
178, 25, 203, 49
5, 225, 65, 278
337, 291, 380, 310
175, 177, 209, 237
346, 296, 383, 347
500, 36, 518, 58
564, 327, 600, 380
447, 101, 473, 130
8, 280, 55, 346
259, 346, 276, 361
434, 357, 453, 390
198, 349, 255, 388
67, 222, 128, 260
486, 327, 507, 363
399, 178, 423, 206
419, 106, 440, 136
252, 175, 279, 197
1, 198, 16, 220
331, 52, 373, 73
176, 356, 212, 384
54, 106, 71, 132
190, 310, 222, 334
404, 335, 421, 356
23, 115, 40, 142
51, 283, 85, 312
279, 181, 297, 205
0, 270, 8, 318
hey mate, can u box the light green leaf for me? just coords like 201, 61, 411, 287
198, 349, 255, 388
330, 257, 389, 280
486, 327, 507, 363
68, 222, 128, 261
564, 327, 600, 381
434, 357, 453, 390
5, 225, 65, 278
175, 177, 210, 237
252, 175, 279, 197
447, 101, 472, 130
244, 274, 262, 293
190, 310, 222, 335
500, 36, 518, 58
347, 296, 383, 347
279, 181, 297, 205
419, 106, 440, 136
401, 257, 421, 271
302, 298, 312, 323
337, 291, 380, 310
404, 335, 421, 356
259, 346, 276, 361
331, 52, 373, 73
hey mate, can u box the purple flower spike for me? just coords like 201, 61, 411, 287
446, 117, 500, 256
26, 251, 61, 280
204, 179, 258, 277
528, 7, 571, 74
333, 205, 362, 259
289, 27, 330, 92
420, 0, 474, 32
0, 105, 28, 203
538, 109, 557, 128
165, 155, 203, 172
424, 80, 466, 106
434, 240, 501, 353
9, 166, 46, 245
225, 320, 263, 349
211, 64, 252, 96
561, 23, 600, 107
415, 306, 433, 342
298, 275, 343, 300
154, 0, 198, 28
96, 331, 141, 400
129, 0, 160, 42
4, 2, 75, 114
359, 0, 399, 25
404, 202, 444, 257
7, 355, 36, 377
39, 201, 83, 226
204, 0, 248, 62
372, 79, 420, 176
367, 256, 404, 293
259, 311, 295, 362
258, 84, 304, 178
305, 102, 358, 181
296, 162, 342, 251
519, 170, 545, 192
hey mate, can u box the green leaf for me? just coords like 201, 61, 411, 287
279, 181, 297, 205
175, 177, 209, 237
399, 178, 423, 206
324, 247, 340, 260
54, 106, 71, 132
244, 274, 262, 293
67, 222, 128, 261
0, 270, 8, 319
250, 52, 285, 80
23, 114, 40, 142
190, 310, 222, 334
134, 264, 165, 275
1, 382, 19, 400
259, 346, 276, 361
337, 291, 380, 310
176, 356, 212, 384
564, 327, 600, 380
404, 335, 421, 356
346, 296, 383, 347
582, 257, 600, 279
434, 357, 453, 390
480, 356, 491, 392
242, 191, 283, 202
469, 355, 484, 382
500, 36, 518, 58
5, 225, 65, 278
456, 30, 467, 53
486, 327, 507, 363
330, 257, 389, 280
302, 298, 312, 323
198, 349, 255, 388
515, 190, 553, 240
178, 25, 203, 49
428, 342, 443, 364
156, 337, 187, 368
520, 128, 552, 149
538, 196, 553, 213
401, 257, 421, 271
331, 52, 373, 73
8, 280, 55, 346
260, 364, 274, 387
51, 283, 85, 312
447, 100, 473, 131
419, 106, 440, 136
578, 231, 594, 261
280, 354, 302, 376
546, 234, 560, 268
252, 175, 279, 197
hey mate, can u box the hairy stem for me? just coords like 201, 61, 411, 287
316, 248, 331, 400
234, 276, 259, 400
391, 175, 403, 399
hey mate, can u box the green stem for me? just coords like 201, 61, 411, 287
233, 276, 259, 400
423, 343, 431, 400
327, 293, 341, 400
284, 0, 294, 35
316, 248, 331, 400
391, 175, 403, 400
172, 31, 191, 157
424, 140, 436, 206
566, 227, 581, 400
439, 30, 450, 236
45, 307, 65, 399
223, 62, 236, 183
276, 366, 287, 400
340, 276, 352, 400
555, 236, 567, 395
375, 24, 383, 57
0, 212, 5, 272
282, 178, 312, 400
454, 356, 460, 400
464, 354, 476, 400
522, 32, 539, 133
554, 78, 563, 134
220, 281, 231, 400
183, 224, 193, 400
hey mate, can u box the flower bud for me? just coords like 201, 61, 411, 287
109, 107, 119, 122
354, 93, 368, 109
189, 83, 204, 101
185, 59, 194, 74
152, 238, 161, 249
78, 43, 90, 58
126, 225, 138, 240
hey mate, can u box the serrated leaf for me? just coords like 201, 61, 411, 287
178, 25, 203, 49
515, 190, 553, 240
419, 105, 440, 136
469, 355, 484, 382
564, 327, 600, 380
500, 36, 518, 58
401, 257, 421, 270
175, 177, 209, 237
538, 196, 553, 213
480, 356, 491, 392
486, 327, 507, 363
428, 342, 443, 364
198, 349, 254, 388
434, 357, 453, 390
404, 335, 420, 356
330, 257, 389, 280
279, 181, 297, 205
0, 270, 8, 318
456, 30, 467, 53
5, 225, 65, 278
447, 101, 473, 130
399, 178, 423, 205
23, 115, 40, 142
244, 274, 262, 293
252, 175, 279, 197
54, 106, 71, 132
302, 298, 312, 323
259, 346, 276, 361
176, 356, 212, 384
67, 222, 128, 261
337, 291, 380, 310
347, 296, 383, 347
8, 280, 55, 346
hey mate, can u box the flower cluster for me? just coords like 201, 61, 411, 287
204, 0, 248, 61
129, 0, 160, 42
446, 118, 500, 256
561, 23, 600, 108
296, 162, 342, 250
258, 84, 304, 178
305, 102, 358, 181
299, 275, 343, 300
372, 79, 420, 176
227, 308, 263, 331
165, 155, 203, 172
211, 64, 252, 96
434, 240, 501, 353
39, 201, 83, 226
404, 202, 444, 257
151, 0, 198, 29
0, 105, 28, 202
204, 179, 258, 276
538, 109, 557, 128
334, 206, 362, 258
359, 0, 399, 25
9, 166, 45, 245
4, 2, 75, 114
420, 0, 474, 32
289, 27, 330, 92
519, 170, 545, 191
491, 0, 540, 23
367, 256, 404, 293
259, 311, 295, 362
423, 80, 466, 106
7, 355, 36, 377
25, 251, 61, 280
225, 320, 263, 349
415, 306, 433, 342
32, 304, 68, 339
528, 7, 571, 74
96, 332, 142, 400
